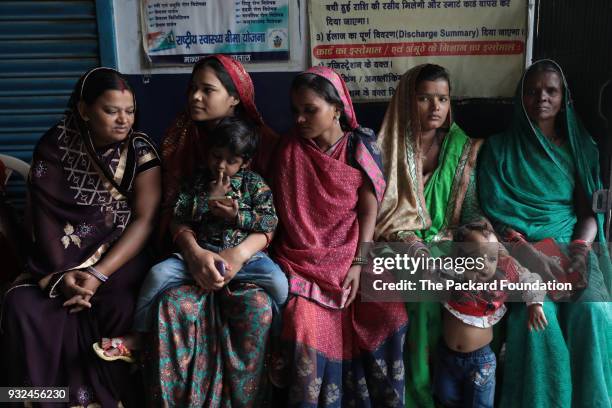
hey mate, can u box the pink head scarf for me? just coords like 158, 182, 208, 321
303, 66, 359, 129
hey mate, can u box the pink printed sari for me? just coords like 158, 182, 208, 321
272, 67, 408, 407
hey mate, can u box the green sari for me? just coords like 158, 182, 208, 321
478, 60, 612, 408
375, 64, 485, 407
406, 124, 484, 407
416, 123, 474, 242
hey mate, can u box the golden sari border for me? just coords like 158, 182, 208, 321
36, 243, 110, 293
85, 143, 127, 201
449, 137, 483, 227
137, 152, 157, 167
113, 138, 130, 185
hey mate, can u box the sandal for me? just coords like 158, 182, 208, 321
92, 337, 135, 363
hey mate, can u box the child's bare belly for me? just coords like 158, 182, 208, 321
442, 309, 493, 353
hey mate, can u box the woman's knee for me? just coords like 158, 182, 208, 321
1, 287, 39, 324
1, 290, 19, 320
566, 302, 611, 328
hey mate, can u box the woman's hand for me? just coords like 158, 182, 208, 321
342, 265, 362, 307
184, 246, 227, 290
60, 270, 97, 313
514, 244, 564, 282
527, 304, 548, 331
534, 253, 563, 282
413, 249, 432, 278
219, 245, 249, 284
567, 253, 588, 289
68, 273, 103, 313
535, 251, 565, 282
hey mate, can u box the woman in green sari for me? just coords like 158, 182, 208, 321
375, 64, 486, 407
478, 59, 612, 407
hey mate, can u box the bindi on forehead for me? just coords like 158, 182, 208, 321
117, 80, 128, 92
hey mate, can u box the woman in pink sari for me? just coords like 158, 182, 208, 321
272, 67, 408, 407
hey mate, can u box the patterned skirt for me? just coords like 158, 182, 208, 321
144, 283, 273, 407
272, 296, 408, 407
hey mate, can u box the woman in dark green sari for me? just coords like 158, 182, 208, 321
479, 59, 611, 407
375, 64, 485, 407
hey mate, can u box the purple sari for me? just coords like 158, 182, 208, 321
0, 85, 160, 407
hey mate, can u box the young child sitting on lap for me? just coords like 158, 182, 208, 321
94, 116, 288, 362
432, 222, 548, 408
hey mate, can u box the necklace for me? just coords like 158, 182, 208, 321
422, 132, 441, 156
323, 133, 346, 155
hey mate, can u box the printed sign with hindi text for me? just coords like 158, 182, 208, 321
142, 0, 290, 64
309, 0, 527, 100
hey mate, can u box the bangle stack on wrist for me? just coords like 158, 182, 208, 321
352, 256, 368, 266
569, 239, 591, 258
86, 266, 108, 283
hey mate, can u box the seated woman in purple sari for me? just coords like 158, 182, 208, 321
0, 68, 161, 407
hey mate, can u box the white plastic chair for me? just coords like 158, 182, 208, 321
0, 154, 30, 186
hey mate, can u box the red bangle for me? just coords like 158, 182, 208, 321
505, 229, 526, 244
263, 233, 271, 250
172, 227, 196, 245
570, 239, 591, 248
570, 239, 591, 256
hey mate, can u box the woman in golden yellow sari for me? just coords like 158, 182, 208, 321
375, 64, 485, 407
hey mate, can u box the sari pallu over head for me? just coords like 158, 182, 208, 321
374, 64, 483, 242
273, 66, 386, 309
27, 67, 159, 292
478, 59, 612, 293
160, 54, 279, 236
